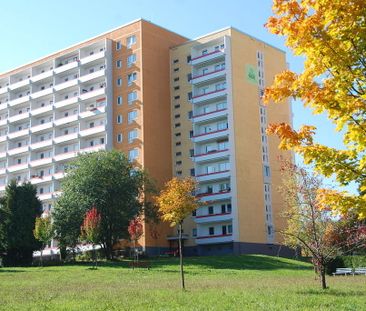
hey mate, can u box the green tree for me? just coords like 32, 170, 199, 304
0, 181, 42, 266
33, 215, 54, 266
53, 150, 150, 259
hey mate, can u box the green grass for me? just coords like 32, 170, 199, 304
1, 255, 365, 310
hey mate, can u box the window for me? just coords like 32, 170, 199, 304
127, 72, 137, 86
209, 227, 215, 235
174, 86, 180, 91
117, 78, 122, 86
174, 104, 180, 109
117, 115, 123, 124
116, 41, 121, 50
227, 204, 232, 213
17, 158, 21, 164
221, 204, 226, 214
175, 142, 181, 146
264, 165, 271, 177
174, 114, 180, 119
63, 147, 68, 153
128, 148, 139, 161
174, 95, 180, 100
188, 111, 193, 119
191, 209, 196, 216
127, 35, 136, 48
188, 92, 192, 100
117, 133, 123, 143
187, 73, 192, 82
128, 110, 138, 123
128, 91, 137, 103
175, 133, 181, 137
215, 82, 226, 91
40, 153, 44, 159
222, 226, 227, 235
208, 206, 214, 215
127, 54, 136, 67
202, 49, 208, 55
192, 228, 197, 237
117, 96, 123, 105
187, 55, 191, 63
100, 137, 105, 145
39, 188, 44, 194
90, 140, 94, 147
176, 152, 182, 156
174, 77, 179, 82
128, 129, 138, 143
89, 122, 95, 128
116, 60, 122, 68
173, 68, 179, 72
176, 160, 182, 165
190, 168, 195, 176
175, 123, 181, 128
228, 225, 232, 234
218, 122, 228, 130
189, 149, 194, 157
173, 59, 179, 64
189, 130, 194, 138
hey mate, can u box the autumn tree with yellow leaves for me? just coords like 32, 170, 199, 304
155, 177, 200, 290
264, 0, 366, 218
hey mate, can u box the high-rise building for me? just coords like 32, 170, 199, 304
0, 20, 292, 256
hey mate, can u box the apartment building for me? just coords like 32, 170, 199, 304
0, 19, 292, 256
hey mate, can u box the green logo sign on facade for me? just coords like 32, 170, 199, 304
246, 64, 258, 85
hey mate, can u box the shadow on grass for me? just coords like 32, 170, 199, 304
0, 269, 25, 273
297, 289, 365, 297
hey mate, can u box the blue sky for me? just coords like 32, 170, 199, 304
0, 0, 345, 181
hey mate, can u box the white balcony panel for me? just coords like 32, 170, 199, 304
8, 163, 28, 173
53, 172, 65, 180
191, 69, 226, 85
79, 106, 106, 119
79, 88, 105, 101
54, 114, 78, 127
0, 168, 6, 175
31, 71, 53, 83
80, 144, 106, 154
54, 97, 79, 109
191, 50, 225, 66
9, 95, 30, 107
80, 51, 105, 65
0, 185, 5, 191
30, 175, 53, 185
192, 109, 228, 124
54, 62, 79, 74
0, 103, 8, 111
38, 193, 53, 201
8, 129, 29, 139
0, 87, 8, 95
8, 112, 30, 124
191, 129, 229, 143
31, 105, 53, 116
79, 125, 105, 137
54, 79, 78, 92
192, 89, 227, 104
54, 133, 78, 144
53, 191, 62, 198
193, 149, 230, 163
197, 191, 231, 203
31, 139, 53, 150
54, 151, 78, 162
194, 213, 232, 224
9, 79, 30, 91
0, 119, 7, 126
0, 136, 7, 143
31, 122, 53, 133
195, 234, 233, 245
31, 88, 53, 99
0, 152, 6, 159
79, 69, 105, 83
8, 146, 29, 156
196, 170, 230, 183
30, 158, 53, 168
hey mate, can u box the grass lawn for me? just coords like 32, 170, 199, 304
0, 255, 365, 310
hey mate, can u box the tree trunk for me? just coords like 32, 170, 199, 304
92, 244, 97, 269
40, 248, 43, 267
320, 266, 327, 289
178, 222, 185, 290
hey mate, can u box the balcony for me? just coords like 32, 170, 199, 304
31, 70, 53, 83
0, 151, 6, 159
31, 139, 53, 151
191, 68, 226, 85
191, 89, 227, 104
0, 185, 5, 192
191, 50, 225, 66
31, 105, 53, 116
191, 128, 229, 143
0, 102, 8, 111
8, 163, 28, 173
53, 172, 65, 180
193, 149, 229, 163
0, 87, 8, 95
54, 114, 78, 127
195, 233, 233, 245
54, 61, 79, 75
196, 170, 230, 183
79, 106, 106, 119
80, 51, 106, 65
54, 79, 78, 92
79, 125, 105, 137
8, 112, 30, 124
54, 150, 78, 162
9, 95, 30, 107
194, 212, 232, 224
38, 192, 53, 201
31, 122, 53, 134
79, 69, 105, 83
80, 144, 106, 153
30, 157, 53, 168
31, 87, 53, 99
0, 135, 7, 143
54, 96, 79, 109
8, 146, 29, 156
9, 79, 30, 91
0, 168, 6, 175
192, 108, 228, 124
79, 88, 105, 102
30, 175, 53, 185
197, 190, 231, 202
8, 129, 29, 139
54, 132, 78, 144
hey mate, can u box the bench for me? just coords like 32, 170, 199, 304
332, 268, 353, 276
354, 267, 366, 275
128, 261, 151, 270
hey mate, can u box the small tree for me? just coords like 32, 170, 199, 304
128, 217, 143, 267
279, 160, 366, 289
33, 215, 54, 266
80, 207, 101, 269
155, 177, 199, 290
